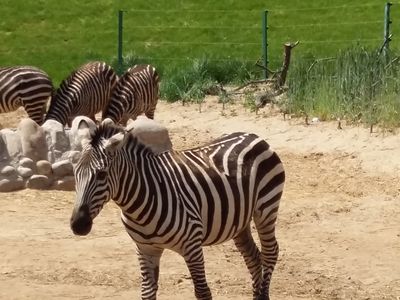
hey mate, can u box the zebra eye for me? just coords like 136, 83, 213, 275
96, 171, 107, 181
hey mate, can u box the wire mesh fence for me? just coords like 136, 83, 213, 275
0, 2, 397, 84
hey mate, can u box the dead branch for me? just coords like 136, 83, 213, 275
379, 33, 393, 55
231, 79, 276, 93
307, 57, 336, 74
278, 41, 299, 87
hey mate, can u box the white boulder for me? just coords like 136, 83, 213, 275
52, 159, 73, 178
36, 160, 53, 176
0, 177, 25, 192
26, 175, 51, 190
126, 116, 172, 154
17, 118, 47, 162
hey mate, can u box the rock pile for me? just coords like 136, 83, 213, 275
0, 116, 172, 193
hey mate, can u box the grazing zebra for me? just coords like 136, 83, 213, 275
102, 64, 159, 125
70, 121, 285, 300
0, 66, 53, 125
45, 61, 117, 126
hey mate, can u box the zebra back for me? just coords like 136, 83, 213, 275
45, 61, 117, 126
102, 64, 159, 124
0, 66, 53, 125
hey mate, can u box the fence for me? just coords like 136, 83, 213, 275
0, 2, 398, 85
116, 3, 397, 78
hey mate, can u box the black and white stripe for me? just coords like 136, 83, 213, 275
103, 64, 159, 125
45, 61, 117, 126
70, 122, 285, 300
0, 66, 53, 125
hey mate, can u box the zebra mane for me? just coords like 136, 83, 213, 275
89, 123, 125, 148
56, 68, 80, 93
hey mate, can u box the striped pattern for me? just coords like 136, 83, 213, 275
70, 123, 285, 300
45, 61, 117, 126
0, 66, 53, 125
103, 64, 159, 125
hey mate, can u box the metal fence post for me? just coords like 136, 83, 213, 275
262, 10, 269, 79
383, 2, 392, 57
118, 10, 124, 75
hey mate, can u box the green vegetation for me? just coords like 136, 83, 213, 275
1, 1, 400, 126
287, 47, 400, 128
1, 0, 396, 83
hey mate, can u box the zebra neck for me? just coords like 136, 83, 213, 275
46, 93, 73, 125
111, 146, 168, 222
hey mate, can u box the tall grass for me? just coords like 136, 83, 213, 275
114, 54, 258, 102
0, 1, 394, 86
287, 47, 400, 127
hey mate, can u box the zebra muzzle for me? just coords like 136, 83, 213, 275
70, 205, 93, 236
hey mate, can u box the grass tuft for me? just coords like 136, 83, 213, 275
286, 46, 400, 128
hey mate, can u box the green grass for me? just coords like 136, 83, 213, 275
0, 0, 397, 85
287, 46, 400, 128
2, 0, 400, 126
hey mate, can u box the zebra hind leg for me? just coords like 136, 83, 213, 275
183, 246, 212, 300
136, 245, 164, 300
145, 109, 155, 120
253, 210, 280, 300
24, 100, 46, 125
233, 225, 263, 300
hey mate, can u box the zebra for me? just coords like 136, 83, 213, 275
70, 120, 285, 300
45, 61, 117, 126
102, 64, 159, 126
0, 66, 53, 125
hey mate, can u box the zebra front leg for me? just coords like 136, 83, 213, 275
136, 244, 164, 300
183, 247, 212, 300
233, 226, 263, 299
254, 210, 280, 300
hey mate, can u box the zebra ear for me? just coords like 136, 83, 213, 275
104, 132, 125, 154
101, 118, 114, 126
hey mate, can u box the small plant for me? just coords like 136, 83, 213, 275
243, 93, 258, 113
159, 57, 257, 103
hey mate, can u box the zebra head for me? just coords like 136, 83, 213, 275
70, 119, 127, 236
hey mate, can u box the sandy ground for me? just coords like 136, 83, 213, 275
0, 98, 399, 300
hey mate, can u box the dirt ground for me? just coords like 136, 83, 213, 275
0, 98, 399, 300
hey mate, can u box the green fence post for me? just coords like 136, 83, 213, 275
383, 2, 392, 56
262, 10, 269, 79
118, 10, 124, 75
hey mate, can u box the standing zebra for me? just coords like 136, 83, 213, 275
45, 61, 117, 126
0, 66, 53, 125
70, 121, 285, 300
102, 64, 159, 125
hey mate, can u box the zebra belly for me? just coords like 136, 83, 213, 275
201, 217, 251, 246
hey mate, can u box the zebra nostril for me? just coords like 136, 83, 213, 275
70, 205, 92, 236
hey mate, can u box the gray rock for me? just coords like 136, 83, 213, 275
54, 150, 63, 161
17, 166, 34, 178
19, 157, 35, 170
47, 150, 55, 164
126, 116, 172, 154
0, 177, 25, 192
0, 131, 10, 162
69, 116, 97, 151
36, 160, 53, 176
26, 175, 51, 190
52, 160, 73, 177
18, 118, 47, 162
1, 128, 22, 161
61, 150, 81, 164
42, 119, 70, 153
1, 165, 17, 177
52, 176, 75, 191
